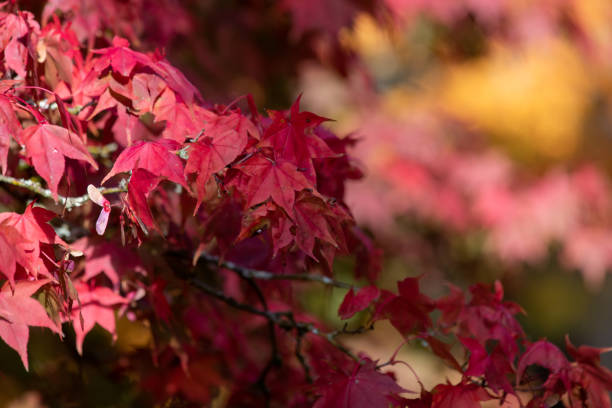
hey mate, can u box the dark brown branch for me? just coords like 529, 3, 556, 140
242, 276, 281, 406
195, 251, 353, 289
208, 253, 355, 387
189, 277, 362, 363
189, 278, 274, 320
294, 332, 313, 383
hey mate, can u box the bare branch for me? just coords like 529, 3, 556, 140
0, 174, 126, 209
190, 277, 275, 320
294, 333, 313, 383
195, 251, 353, 289
189, 277, 363, 363
242, 276, 281, 403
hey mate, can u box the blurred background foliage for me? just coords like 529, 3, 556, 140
299, 0, 612, 393
5, 0, 612, 405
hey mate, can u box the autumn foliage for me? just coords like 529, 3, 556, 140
0, 1, 610, 407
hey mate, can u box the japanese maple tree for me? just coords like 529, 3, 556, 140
0, 1, 609, 407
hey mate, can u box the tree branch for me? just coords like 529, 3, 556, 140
189, 277, 275, 320
0, 175, 126, 209
191, 252, 362, 386
241, 276, 281, 404
294, 332, 312, 383
189, 277, 362, 363
195, 251, 353, 289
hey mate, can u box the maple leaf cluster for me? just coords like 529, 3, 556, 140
329, 279, 612, 408
0, 2, 608, 408
37, 0, 373, 105
0, 2, 371, 403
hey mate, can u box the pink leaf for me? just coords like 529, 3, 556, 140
101, 139, 187, 189
0, 279, 61, 370
517, 340, 568, 386
20, 124, 98, 199
338, 286, 380, 320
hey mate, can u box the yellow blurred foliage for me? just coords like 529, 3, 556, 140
440, 39, 593, 161
115, 315, 152, 352
572, 0, 612, 62
341, 10, 612, 164
340, 14, 395, 60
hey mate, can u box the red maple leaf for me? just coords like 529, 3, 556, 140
185, 112, 250, 211
1, 12, 39, 78
200, 193, 243, 255
0, 202, 67, 247
460, 337, 513, 394
430, 382, 491, 408
92, 36, 151, 77
0, 221, 37, 286
150, 58, 203, 105
20, 124, 98, 198
293, 193, 339, 258
130, 73, 167, 114
199, 107, 259, 143
455, 282, 525, 362
72, 237, 146, 288
517, 340, 568, 386
436, 284, 465, 330
0, 279, 61, 370
69, 282, 128, 355
101, 139, 187, 189
5, 39, 28, 78
126, 168, 162, 232
338, 286, 380, 320
564, 335, 612, 407
239, 154, 312, 214
0, 202, 68, 280
566, 334, 612, 367
314, 359, 408, 408
236, 201, 294, 256
260, 96, 334, 184
152, 88, 204, 142
424, 335, 462, 372
0, 95, 20, 175
381, 276, 435, 335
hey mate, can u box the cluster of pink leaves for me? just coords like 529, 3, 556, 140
0, 2, 373, 403
39, 0, 372, 103
348, 112, 612, 287
0, 2, 609, 407
41, 0, 193, 47
332, 278, 612, 408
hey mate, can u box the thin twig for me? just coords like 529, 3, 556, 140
190, 278, 275, 320
195, 251, 353, 289
242, 277, 281, 406
189, 277, 362, 363
328, 322, 375, 338
294, 332, 313, 383
0, 175, 126, 209
195, 252, 360, 384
